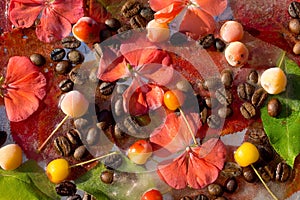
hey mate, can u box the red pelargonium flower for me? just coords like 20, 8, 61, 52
9, 0, 84, 43
149, 0, 227, 38
0, 56, 46, 122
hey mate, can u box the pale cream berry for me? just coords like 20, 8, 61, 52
260, 67, 287, 94
127, 140, 152, 165
146, 19, 170, 42
225, 41, 249, 67
0, 144, 23, 170
220, 21, 244, 42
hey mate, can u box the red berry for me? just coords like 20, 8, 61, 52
141, 189, 163, 200
72, 17, 101, 43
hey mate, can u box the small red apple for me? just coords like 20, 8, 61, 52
72, 17, 101, 43
141, 189, 163, 200
128, 139, 152, 165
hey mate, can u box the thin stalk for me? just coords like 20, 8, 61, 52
179, 108, 197, 145
70, 152, 118, 168
277, 51, 286, 70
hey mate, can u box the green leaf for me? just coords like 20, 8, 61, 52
261, 56, 300, 167
0, 160, 59, 200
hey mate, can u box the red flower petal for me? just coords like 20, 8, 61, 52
145, 84, 164, 111
139, 63, 174, 86
149, 0, 184, 12
51, 0, 84, 24
195, 0, 227, 16
154, 2, 186, 24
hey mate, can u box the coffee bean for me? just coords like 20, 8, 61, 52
242, 166, 257, 182
117, 25, 132, 40
55, 60, 73, 75
113, 171, 137, 183
73, 145, 87, 160
93, 43, 103, 60
237, 82, 255, 101
140, 7, 154, 21
114, 98, 124, 116
170, 32, 188, 46
99, 82, 115, 96
97, 109, 114, 127
30, 53, 46, 66
251, 88, 268, 108
55, 181, 77, 196
123, 116, 140, 136
100, 29, 112, 41
58, 79, 74, 92
257, 144, 274, 164
207, 183, 224, 197
203, 77, 222, 90
267, 98, 281, 117
179, 197, 192, 200
114, 123, 127, 139
214, 38, 226, 52
200, 107, 208, 124
74, 118, 89, 131
198, 34, 215, 49
207, 115, 221, 129
54, 136, 72, 156
224, 177, 238, 193
62, 36, 81, 49
194, 194, 209, 200
51, 48, 66, 61
121, 0, 142, 18
240, 102, 256, 119
130, 15, 147, 29
276, 162, 290, 182
221, 69, 233, 88
218, 107, 232, 118
205, 97, 218, 109
101, 170, 114, 184
289, 19, 300, 34
215, 88, 233, 105
221, 162, 242, 178
288, 1, 300, 18
69, 67, 87, 85
247, 125, 268, 145
102, 153, 123, 169
214, 197, 228, 200
67, 50, 84, 64
247, 70, 259, 85
258, 166, 272, 182
83, 193, 95, 200
67, 194, 82, 200
0, 131, 7, 147
67, 129, 82, 145
86, 127, 99, 145
105, 18, 121, 31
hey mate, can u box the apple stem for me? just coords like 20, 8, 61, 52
37, 115, 69, 153
70, 152, 118, 168
251, 164, 278, 200
179, 108, 198, 145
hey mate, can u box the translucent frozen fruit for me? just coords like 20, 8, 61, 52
220, 21, 244, 42
60, 90, 89, 118
46, 158, 70, 183
72, 17, 101, 43
260, 67, 287, 94
0, 144, 23, 170
146, 19, 170, 43
225, 41, 249, 67
128, 140, 152, 165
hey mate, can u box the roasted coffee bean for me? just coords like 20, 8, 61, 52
179, 197, 192, 200
214, 38, 226, 52
198, 34, 215, 49
121, 0, 142, 18
58, 79, 74, 92
62, 36, 81, 49
203, 77, 222, 90
240, 102, 256, 119
74, 118, 89, 130
67, 129, 82, 145
221, 69, 233, 88
51, 48, 66, 61
114, 98, 124, 116
30, 53, 46, 66
208, 183, 224, 197
257, 144, 274, 164
101, 170, 114, 184
123, 116, 140, 136
113, 171, 137, 183
258, 166, 272, 182
83, 193, 95, 200
276, 162, 290, 182
93, 43, 103, 60
105, 18, 121, 31
67, 194, 82, 200
200, 107, 208, 124
86, 127, 99, 145
0, 131, 7, 147
114, 123, 127, 139
140, 7, 154, 21
260, 165, 275, 181
252, 88, 268, 108
100, 29, 112, 41
170, 32, 188, 46
130, 15, 147, 29
242, 166, 257, 182
207, 115, 221, 129
237, 82, 255, 101
55, 60, 73, 75
205, 97, 218, 109
54, 136, 72, 156
73, 145, 86, 160
247, 70, 259, 85
224, 177, 238, 193
267, 98, 281, 117
218, 107, 232, 118
67, 50, 84, 64
247, 126, 268, 145
215, 88, 233, 105
288, 1, 300, 18
99, 82, 115, 96
55, 181, 77, 196
69, 67, 87, 85
102, 153, 123, 169
117, 25, 132, 40
97, 109, 113, 126
194, 194, 209, 200
221, 162, 242, 177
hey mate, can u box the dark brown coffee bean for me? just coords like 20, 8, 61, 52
0, 131, 7, 147
55, 181, 77, 196
267, 98, 281, 117
221, 162, 242, 177
205, 97, 218, 109
114, 98, 124, 116
237, 82, 255, 101
121, 0, 142, 18
99, 82, 115, 96
100, 29, 112, 41
224, 177, 238, 193
140, 7, 154, 21
55, 60, 73, 75
195, 194, 209, 200
214, 38, 226, 52
240, 102, 256, 119
288, 1, 300, 18
73, 145, 86, 160
170, 32, 188, 46
221, 69, 233, 88
242, 166, 257, 182
67, 50, 84, 64
54, 136, 72, 156
198, 34, 215, 49
62, 36, 81, 49
207, 115, 221, 129
276, 162, 290, 182
208, 183, 224, 197
86, 127, 99, 145
123, 116, 140, 136
252, 88, 268, 108
200, 107, 208, 124
58, 79, 74, 92
114, 123, 127, 139
67, 194, 82, 200
218, 107, 232, 118
179, 197, 192, 200
97, 109, 113, 127
74, 118, 89, 131
203, 77, 222, 90
69, 67, 87, 85
30, 53, 46, 66
130, 15, 147, 29
215, 88, 233, 105
51, 48, 66, 61
105, 18, 121, 31
258, 166, 272, 182
93, 43, 103, 60
67, 129, 82, 145
100, 170, 114, 184
257, 144, 274, 164
247, 126, 268, 145
102, 153, 123, 169
83, 193, 95, 200
117, 25, 132, 40
247, 70, 259, 85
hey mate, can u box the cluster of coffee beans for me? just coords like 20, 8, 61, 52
55, 180, 95, 200
197, 34, 226, 52
288, 1, 300, 54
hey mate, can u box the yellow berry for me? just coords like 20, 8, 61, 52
225, 41, 249, 67
234, 142, 259, 167
146, 20, 170, 42
46, 158, 70, 183
260, 67, 287, 94
0, 144, 23, 170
